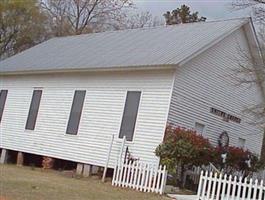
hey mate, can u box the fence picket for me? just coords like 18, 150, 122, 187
112, 164, 117, 186
237, 176, 243, 200
206, 172, 213, 200
201, 171, 208, 199
242, 177, 248, 199
122, 160, 128, 187
133, 162, 139, 189
125, 161, 132, 187
144, 164, 150, 192
258, 180, 263, 200
140, 163, 146, 192
148, 165, 154, 192
247, 178, 253, 200
220, 174, 227, 200
155, 165, 162, 193
231, 175, 237, 200
136, 162, 142, 191
197, 171, 265, 200
253, 179, 258, 200
215, 173, 223, 200
112, 160, 167, 195
226, 175, 232, 200
197, 171, 204, 200
129, 162, 135, 188
152, 167, 158, 192
160, 165, 166, 195
210, 173, 217, 200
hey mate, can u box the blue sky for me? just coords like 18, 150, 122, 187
134, 0, 251, 20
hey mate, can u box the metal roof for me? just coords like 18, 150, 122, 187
0, 18, 249, 74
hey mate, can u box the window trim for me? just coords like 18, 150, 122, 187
25, 90, 42, 131
66, 90, 86, 135
0, 90, 8, 124
193, 120, 207, 135
238, 137, 246, 149
118, 90, 142, 142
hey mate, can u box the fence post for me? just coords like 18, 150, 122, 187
160, 165, 167, 195
197, 171, 204, 200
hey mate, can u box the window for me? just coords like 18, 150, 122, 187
66, 90, 86, 135
194, 122, 205, 135
119, 91, 141, 141
25, 90, 42, 130
238, 138, 246, 148
0, 90, 8, 123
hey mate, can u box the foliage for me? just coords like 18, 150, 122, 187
155, 126, 213, 173
0, 0, 51, 59
163, 4, 206, 25
156, 126, 264, 186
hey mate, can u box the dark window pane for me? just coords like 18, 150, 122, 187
0, 90, 8, 122
66, 90, 86, 135
25, 90, 42, 130
119, 91, 141, 141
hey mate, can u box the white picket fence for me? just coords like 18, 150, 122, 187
112, 160, 167, 194
197, 171, 265, 200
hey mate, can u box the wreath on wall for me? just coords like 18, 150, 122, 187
218, 131, 229, 149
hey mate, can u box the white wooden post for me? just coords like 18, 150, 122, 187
197, 171, 204, 199
102, 134, 114, 182
118, 136, 126, 164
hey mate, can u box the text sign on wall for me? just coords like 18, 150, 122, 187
210, 108, 241, 124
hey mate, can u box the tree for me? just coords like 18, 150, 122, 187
155, 126, 213, 187
0, 0, 51, 59
232, 0, 265, 25
232, 0, 265, 161
41, 0, 133, 36
156, 126, 264, 187
163, 4, 206, 25
113, 11, 163, 30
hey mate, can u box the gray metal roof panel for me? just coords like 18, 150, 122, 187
0, 18, 248, 73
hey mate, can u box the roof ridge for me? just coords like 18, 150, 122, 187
54, 17, 250, 40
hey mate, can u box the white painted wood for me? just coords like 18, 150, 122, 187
102, 134, 114, 182
112, 160, 167, 194
197, 170, 265, 200
0, 70, 173, 168
132, 162, 139, 189
167, 28, 263, 155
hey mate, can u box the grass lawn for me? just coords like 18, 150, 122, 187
0, 164, 169, 200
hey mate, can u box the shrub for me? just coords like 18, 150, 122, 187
156, 125, 264, 187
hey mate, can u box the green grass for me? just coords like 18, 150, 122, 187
0, 164, 169, 200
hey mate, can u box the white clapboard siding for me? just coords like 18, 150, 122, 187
197, 171, 265, 200
167, 27, 263, 154
112, 159, 167, 195
0, 70, 174, 168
